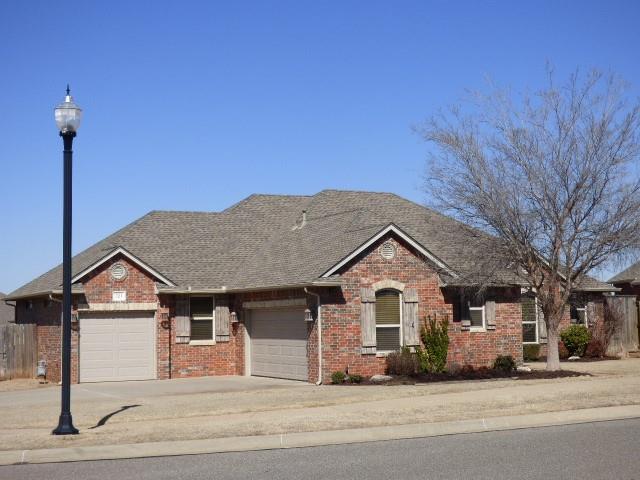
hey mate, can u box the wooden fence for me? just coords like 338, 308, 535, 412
0, 323, 37, 380
606, 296, 639, 356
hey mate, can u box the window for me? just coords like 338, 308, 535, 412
375, 290, 401, 351
521, 296, 539, 343
570, 305, 587, 325
190, 297, 214, 341
460, 293, 485, 330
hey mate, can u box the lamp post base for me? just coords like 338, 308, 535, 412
52, 413, 79, 435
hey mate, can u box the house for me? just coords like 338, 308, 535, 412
609, 263, 640, 296
5, 190, 616, 383
0, 293, 15, 325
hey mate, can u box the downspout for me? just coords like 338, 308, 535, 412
304, 288, 322, 385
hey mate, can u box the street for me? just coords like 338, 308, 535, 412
3, 418, 639, 480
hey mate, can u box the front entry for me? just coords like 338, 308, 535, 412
250, 308, 308, 381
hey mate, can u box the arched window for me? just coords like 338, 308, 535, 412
376, 289, 401, 351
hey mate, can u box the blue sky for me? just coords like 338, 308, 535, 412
1, 1, 639, 292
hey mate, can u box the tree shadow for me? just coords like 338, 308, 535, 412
89, 404, 141, 429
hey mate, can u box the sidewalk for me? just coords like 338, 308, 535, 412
1, 404, 638, 465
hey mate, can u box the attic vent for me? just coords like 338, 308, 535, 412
110, 263, 128, 281
380, 242, 396, 260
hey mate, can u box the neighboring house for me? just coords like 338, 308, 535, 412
0, 293, 15, 325
5, 190, 616, 384
609, 263, 640, 296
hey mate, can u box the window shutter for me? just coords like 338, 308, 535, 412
215, 295, 230, 342
360, 287, 376, 354
402, 288, 420, 346
537, 303, 547, 344
485, 300, 496, 330
175, 294, 190, 343
586, 301, 596, 328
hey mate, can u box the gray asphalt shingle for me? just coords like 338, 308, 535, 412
7, 190, 615, 298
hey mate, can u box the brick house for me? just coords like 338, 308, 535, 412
609, 263, 640, 297
5, 190, 616, 383
0, 293, 15, 325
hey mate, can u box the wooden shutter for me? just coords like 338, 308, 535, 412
586, 301, 596, 328
402, 288, 420, 346
175, 294, 190, 343
537, 302, 547, 344
215, 295, 230, 342
485, 300, 496, 330
360, 288, 376, 354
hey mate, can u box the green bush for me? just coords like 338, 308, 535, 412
331, 371, 346, 384
386, 347, 419, 375
418, 316, 450, 373
347, 373, 363, 384
493, 355, 516, 372
523, 344, 541, 361
560, 325, 591, 357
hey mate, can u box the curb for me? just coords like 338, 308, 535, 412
2, 404, 639, 466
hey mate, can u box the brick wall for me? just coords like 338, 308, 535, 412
157, 294, 245, 379
15, 298, 64, 382
81, 255, 157, 304
317, 235, 523, 382
537, 294, 606, 358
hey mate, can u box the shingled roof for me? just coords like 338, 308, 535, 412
609, 261, 640, 284
6, 190, 615, 299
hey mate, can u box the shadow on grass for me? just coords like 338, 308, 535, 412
89, 404, 141, 429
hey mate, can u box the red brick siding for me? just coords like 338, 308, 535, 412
318, 235, 523, 382
537, 295, 606, 358
81, 255, 157, 304
157, 294, 245, 379
15, 298, 63, 382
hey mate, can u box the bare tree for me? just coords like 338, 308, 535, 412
419, 69, 640, 370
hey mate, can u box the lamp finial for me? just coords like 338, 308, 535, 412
66, 84, 70, 96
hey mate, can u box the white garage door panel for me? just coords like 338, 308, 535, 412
80, 313, 156, 383
250, 308, 308, 381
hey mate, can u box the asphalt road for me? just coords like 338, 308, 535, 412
3, 419, 640, 480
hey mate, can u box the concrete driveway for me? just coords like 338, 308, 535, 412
0, 375, 307, 409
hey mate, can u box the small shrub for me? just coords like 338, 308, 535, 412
493, 355, 516, 372
331, 371, 346, 384
347, 373, 363, 384
386, 347, 419, 376
419, 315, 450, 373
523, 344, 541, 362
560, 325, 591, 357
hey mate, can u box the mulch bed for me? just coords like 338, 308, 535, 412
338, 368, 589, 386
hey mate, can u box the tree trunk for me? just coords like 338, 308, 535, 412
546, 326, 561, 371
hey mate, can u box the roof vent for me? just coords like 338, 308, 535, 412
380, 242, 396, 260
110, 263, 128, 280
292, 209, 308, 231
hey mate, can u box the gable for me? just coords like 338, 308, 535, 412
71, 247, 175, 286
320, 224, 457, 279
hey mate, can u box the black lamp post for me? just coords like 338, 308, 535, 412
52, 86, 82, 435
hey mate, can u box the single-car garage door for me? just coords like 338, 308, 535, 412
80, 312, 156, 382
250, 308, 308, 381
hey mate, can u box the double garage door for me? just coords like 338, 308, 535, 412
79, 312, 156, 383
250, 308, 308, 381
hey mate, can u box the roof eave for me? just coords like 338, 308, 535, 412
156, 278, 343, 295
